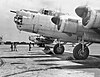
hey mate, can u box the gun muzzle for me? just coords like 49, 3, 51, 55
10, 10, 16, 13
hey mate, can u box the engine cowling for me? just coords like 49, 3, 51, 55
75, 6, 100, 28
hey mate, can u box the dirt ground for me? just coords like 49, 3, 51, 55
0, 44, 100, 77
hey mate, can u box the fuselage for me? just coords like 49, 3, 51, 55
14, 9, 100, 43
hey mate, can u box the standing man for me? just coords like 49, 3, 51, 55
29, 42, 31, 51
14, 42, 17, 51
10, 43, 13, 51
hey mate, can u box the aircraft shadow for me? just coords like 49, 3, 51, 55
1, 50, 100, 69
49, 64, 100, 70
50, 52, 100, 69
33, 51, 100, 69
38, 63, 59, 66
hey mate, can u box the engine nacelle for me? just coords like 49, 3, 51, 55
75, 6, 100, 28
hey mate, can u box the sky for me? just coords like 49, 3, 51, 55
0, 0, 100, 42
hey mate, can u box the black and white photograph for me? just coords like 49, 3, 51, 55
0, 0, 100, 77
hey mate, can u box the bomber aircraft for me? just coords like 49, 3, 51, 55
11, 6, 100, 60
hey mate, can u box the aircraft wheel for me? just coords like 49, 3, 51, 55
53, 43, 64, 54
73, 43, 89, 60
43, 46, 53, 54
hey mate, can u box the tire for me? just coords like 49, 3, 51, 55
53, 43, 64, 54
43, 46, 53, 54
73, 44, 89, 60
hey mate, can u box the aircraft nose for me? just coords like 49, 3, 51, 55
14, 15, 23, 31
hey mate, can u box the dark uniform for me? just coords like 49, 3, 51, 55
29, 42, 31, 51
10, 43, 13, 51
14, 43, 17, 51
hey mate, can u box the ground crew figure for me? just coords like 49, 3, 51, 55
14, 42, 17, 51
29, 42, 31, 51
10, 43, 13, 51
32, 43, 34, 47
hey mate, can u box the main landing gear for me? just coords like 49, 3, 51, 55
73, 43, 89, 60
43, 40, 92, 60
43, 43, 64, 55
73, 41, 92, 60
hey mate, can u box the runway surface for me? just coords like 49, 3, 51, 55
0, 44, 100, 77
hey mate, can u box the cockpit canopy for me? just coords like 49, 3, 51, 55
39, 8, 55, 16
19, 9, 65, 17
39, 8, 65, 16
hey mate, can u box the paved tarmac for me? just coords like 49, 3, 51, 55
0, 44, 100, 77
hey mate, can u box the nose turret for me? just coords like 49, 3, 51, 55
14, 15, 23, 25
11, 9, 39, 32
10, 10, 23, 30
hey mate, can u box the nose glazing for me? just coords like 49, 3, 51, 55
14, 15, 23, 25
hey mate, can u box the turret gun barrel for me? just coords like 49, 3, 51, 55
10, 10, 16, 13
